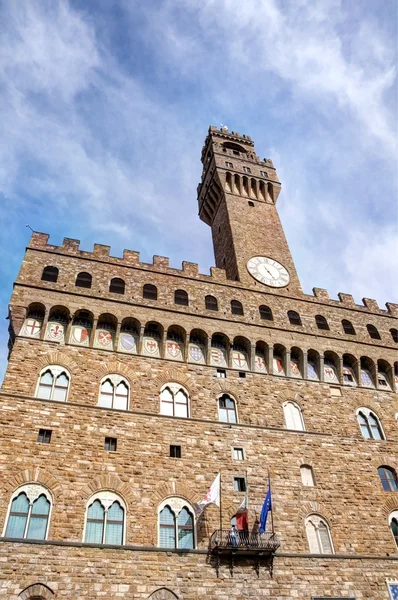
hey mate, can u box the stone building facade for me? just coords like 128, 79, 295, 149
0, 126, 397, 599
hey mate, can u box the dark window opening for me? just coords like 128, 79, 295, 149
75, 272, 92, 288
104, 437, 117, 452
38, 429, 52, 444
390, 328, 398, 343
41, 266, 58, 283
109, 278, 125, 295
259, 305, 273, 321
239, 371, 246, 379
174, 289, 188, 306
288, 310, 302, 326
205, 295, 218, 311
216, 369, 226, 378
231, 300, 244, 315
248, 201, 254, 207
143, 284, 157, 300
315, 315, 329, 330
170, 445, 181, 458
234, 477, 246, 492
367, 324, 381, 340
342, 320, 356, 335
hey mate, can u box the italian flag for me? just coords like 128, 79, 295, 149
236, 483, 249, 530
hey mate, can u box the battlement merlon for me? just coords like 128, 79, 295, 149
201, 126, 275, 169
26, 233, 398, 314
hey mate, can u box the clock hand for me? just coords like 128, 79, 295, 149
264, 267, 273, 278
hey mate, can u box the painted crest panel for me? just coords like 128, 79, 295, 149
21, 318, 42, 338
143, 336, 160, 358
307, 361, 319, 380
273, 357, 285, 376
290, 359, 301, 378
189, 343, 205, 364
255, 354, 267, 373
324, 362, 339, 383
45, 321, 65, 343
118, 332, 138, 354
232, 349, 249, 370
70, 325, 90, 347
94, 329, 114, 351
360, 369, 374, 388
210, 347, 228, 367
166, 340, 183, 361
343, 366, 357, 386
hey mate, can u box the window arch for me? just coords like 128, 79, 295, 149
109, 277, 125, 295
98, 375, 129, 410
4, 484, 52, 540
315, 315, 329, 330
259, 305, 273, 321
205, 295, 218, 311
367, 324, 381, 340
378, 466, 398, 492
174, 289, 188, 306
288, 310, 302, 326
158, 498, 195, 549
305, 514, 334, 554
342, 319, 356, 335
356, 408, 384, 440
41, 266, 58, 282
231, 300, 244, 316
35, 366, 70, 402
148, 589, 178, 600
75, 272, 92, 288
143, 283, 157, 300
84, 491, 125, 545
218, 394, 238, 423
390, 328, 398, 343
283, 401, 305, 431
160, 383, 189, 418
389, 511, 398, 548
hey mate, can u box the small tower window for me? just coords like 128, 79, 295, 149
225, 161, 233, 168
75, 272, 92, 289
109, 278, 125, 295
342, 319, 356, 335
390, 328, 398, 343
41, 266, 58, 282
260, 170, 268, 177
259, 305, 273, 321
143, 284, 157, 300
288, 310, 302, 326
174, 290, 189, 306
243, 166, 251, 173
367, 324, 381, 340
231, 300, 244, 315
205, 295, 218, 311
315, 315, 329, 330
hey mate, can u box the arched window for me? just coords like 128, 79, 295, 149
283, 401, 305, 431
109, 277, 125, 295
143, 284, 157, 300
218, 394, 238, 424
315, 315, 329, 330
367, 324, 381, 340
84, 491, 125, 545
98, 376, 129, 410
305, 515, 333, 554
300, 465, 315, 487
41, 266, 58, 282
356, 409, 384, 440
75, 272, 92, 288
35, 366, 70, 402
389, 511, 398, 548
174, 289, 188, 306
288, 310, 302, 326
378, 466, 398, 492
4, 484, 51, 540
159, 499, 195, 549
205, 295, 218, 311
259, 305, 273, 321
160, 384, 189, 418
390, 328, 398, 343
231, 300, 244, 315
342, 319, 356, 335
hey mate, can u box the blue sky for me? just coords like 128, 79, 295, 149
0, 0, 397, 381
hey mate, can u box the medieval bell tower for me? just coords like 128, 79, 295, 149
197, 126, 302, 295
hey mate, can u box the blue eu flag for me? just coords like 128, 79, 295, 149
259, 484, 272, 534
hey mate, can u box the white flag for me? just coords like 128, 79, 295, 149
195, 473, 220, 515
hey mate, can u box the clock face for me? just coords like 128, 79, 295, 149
247, 256, 290, 288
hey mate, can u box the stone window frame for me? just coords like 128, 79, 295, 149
283, 401, 305, 431
389, 510, 398, 548
158, 497, 196, 550
35, 365, 71, 402
356, 407, 385, 441
2, 483, 53, 540
300, 464, 315, 487
82, 490, 127, 545
160, 383, 190, 419
217, 393, 239, 424
305, 514, 334, 554
98, 374, 130, 411
41, 265, 59, 282
75, 271, 92, 289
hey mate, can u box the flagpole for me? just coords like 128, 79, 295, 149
268, 469, 274, 534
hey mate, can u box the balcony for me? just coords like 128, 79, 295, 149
209, 529, 280, 555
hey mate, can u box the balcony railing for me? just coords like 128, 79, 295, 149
209, 529, 280, 554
